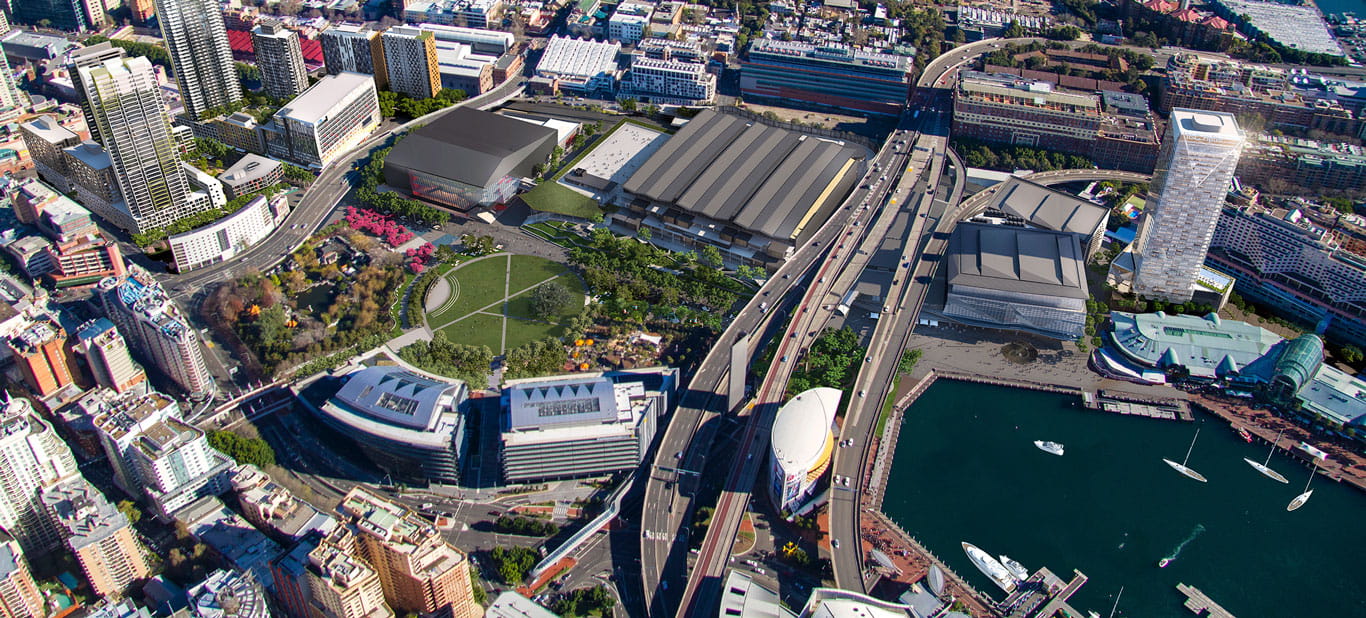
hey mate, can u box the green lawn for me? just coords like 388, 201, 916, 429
503, 318, 566, 350
506, 275, 585, 323
519, 182, 602, 220
508, 254, 572, 295
427, 256, 508, 326
439, 312, 505, 351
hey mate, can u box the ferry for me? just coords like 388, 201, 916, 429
962, 542, 1017, 593
1034, 440, 1064, 456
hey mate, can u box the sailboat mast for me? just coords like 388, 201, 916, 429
1108, 585, 1125, 618
1263, 428, 1283, 466
1182, 428, 1200, 466
1304, 462, 1317, 492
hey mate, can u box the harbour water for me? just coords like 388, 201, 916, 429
882, 381, 1366, 616
1316, 0, 1365, 17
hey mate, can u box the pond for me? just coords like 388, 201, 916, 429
296, 283, 339, 315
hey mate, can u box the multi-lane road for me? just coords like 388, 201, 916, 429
639, 123, 923, 616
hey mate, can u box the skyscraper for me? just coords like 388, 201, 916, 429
0, 531, 43, 618
320, 23, 388, 90
75, 318, 146, 394
0, 14, 25, 111
1132, 109, 1244, 303
41, 476, 152, 598
78, 57, 192, 233
97, 265, 213, 399
252, 20, 308, 101
66, 42, 126, 146
0, 394, 78, 553
381, 27, 441, 99
154, 0, 241, 119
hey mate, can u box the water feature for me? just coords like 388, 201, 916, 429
1315, 0, 1365, 18
882, 380, 1366, 616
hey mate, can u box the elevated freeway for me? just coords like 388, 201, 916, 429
673, 112, 949, 618
639, 121, 922, 616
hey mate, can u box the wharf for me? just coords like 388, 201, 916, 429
1000, 567, 1088, 618
1082, 390, 1193, 421
1177, 583, 1236, 617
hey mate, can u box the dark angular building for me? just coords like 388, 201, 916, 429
383, 107, 557, 210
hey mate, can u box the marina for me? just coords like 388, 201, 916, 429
882, 380, 1366, 616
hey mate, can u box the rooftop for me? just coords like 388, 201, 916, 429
486, 591, 560, 618
330, 364, 466, 432
770, 387, 840, 474
41, 476, 129, 551
536, 35, 620, 79
219, 154, 282, 185
946, 223, 1088, 300
1172, 108, 1243, 140
384, 106, 557, 188
19, 116, 77, 144
980, 178, 1107, 237
274, 71, 375, 125
622, 109, 860, 240
1213, 0, 1343, 57
1108, 311, 1283, 378
748, 38, 910, 73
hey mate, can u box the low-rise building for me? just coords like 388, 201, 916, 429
306, 363, 469, 484
955, 71, 1160, 172
174, 496, 282, 585
1236, 134, 1366, 194
768, 387, 840, 513
619, 109, 861, 268
265, 71, 380, 168
1160, 54, 1360, 139
967, 177, 1109, 259
626, 56, 715, 104
608, 0, 653, 44
942, 223, 1090, 340
217, 154, 283, 200
534, 35, 620, 94
384, 106, 557, 210
187, 569, 271, 618
741, 38, 912, 115
500, 368, 676, 482
168, 194, 290, 272
228, 464, 336, 541
402, 0, 504, 29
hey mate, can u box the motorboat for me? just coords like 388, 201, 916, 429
1236, 426, 1252, 443
1034, 440, 1064, 456
1244, 428, 1289, 483
999, 554, 1029, 581
1163, 427, 1208, 483
1157, 558, 1171, 568
962, 541, 1017, 593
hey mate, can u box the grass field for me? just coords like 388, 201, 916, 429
427, 256, 508, 325
425, 254, 584, 355
439, 312, 505, 351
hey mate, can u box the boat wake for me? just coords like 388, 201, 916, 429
1158, 524, 1206, 567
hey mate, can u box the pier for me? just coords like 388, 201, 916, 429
1177, 583, 1236, 617
1082, 390, 1194, 422
999, 568, 1088, 618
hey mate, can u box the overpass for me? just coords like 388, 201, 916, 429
640, 119, 924, 616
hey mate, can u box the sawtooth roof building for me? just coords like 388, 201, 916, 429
500, 368, 676, 483
383, 107, 558, 211
942, 223, 1089, 340
305, 364, 469, 484
620, 109, 862, 268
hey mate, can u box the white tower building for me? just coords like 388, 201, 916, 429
1132, 108, 1244, 303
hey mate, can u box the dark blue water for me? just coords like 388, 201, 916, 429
1317, 0, 1366, 17
882, 381, 1366, 617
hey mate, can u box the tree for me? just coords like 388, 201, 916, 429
897, 348, 922, 374
1002, 21, 1025, 38
117, 500, 142, 525
207, 431, 277, 467
619, 98, 638, 112
699, 245, 725, 269
489, 546, 539, 585
1341, 345, 1364, 365
637, 227, 652, 242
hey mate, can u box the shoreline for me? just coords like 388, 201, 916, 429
853, 366, 1366, 615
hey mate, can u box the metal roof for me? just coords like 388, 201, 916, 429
769, 387, 840, 474
986, 178, 1107, 238
622, 109, 859, 240
1107, 311, 1282, 377
384, 106, 557, 188
946, 223, 1088, 299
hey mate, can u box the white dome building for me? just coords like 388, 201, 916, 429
768, 387, 842, 513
